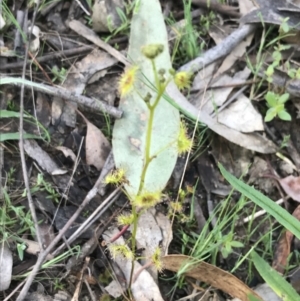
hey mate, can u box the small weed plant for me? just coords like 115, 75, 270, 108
247, 18, 298, 123
22, 173, 61, 204
106, 0, 139, 41
264, 91, 291, 122
1, 189, 35, 260
104, 44, 192, 296
50, 66, 67, 84
169, 0, 213, 66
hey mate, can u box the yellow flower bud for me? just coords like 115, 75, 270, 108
174, 71, 192, 90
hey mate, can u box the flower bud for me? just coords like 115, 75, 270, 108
142, 44, 164, 59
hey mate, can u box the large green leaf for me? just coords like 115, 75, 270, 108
112, 0, 180, 196
251, 251, 299, 301
219, 163, 300, 239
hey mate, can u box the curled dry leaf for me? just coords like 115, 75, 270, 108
273, 205, 300, 274
20, 239, 53, 260
28, 25, 40, 53
162, 254, 263, 301
56, 146, 77, 162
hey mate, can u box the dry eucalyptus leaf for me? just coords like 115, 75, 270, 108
218, 94, 264, 133
105, 280, 124, 298
85, 120, 111, 170
155, 211, 173, 253
166, 81, 277, 153
24, 139, 67, 175
92, 0, 124, 32
231, 283, 282, 301
35, 92, 51, 128
0, 243, 12, 291
272, 205, 300, 274
240, 0, 300, 30
163, 254, 263, 301
51, 48, 117, 128
103, 228, 164, 301
135, 209, 163, 280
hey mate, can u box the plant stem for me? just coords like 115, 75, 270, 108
128, 60, 168, 288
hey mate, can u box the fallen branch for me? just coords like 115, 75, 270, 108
179, 24, 257, 73
0, 77, 122, 118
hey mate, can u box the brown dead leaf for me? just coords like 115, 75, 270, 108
56, 146, 77, 162
85, 120, 111, 170
272, 229, 294, 274
162, 254, 263, 301
279, 175, 300, 202
272, 205, 300, 273
77, 102, 111, 170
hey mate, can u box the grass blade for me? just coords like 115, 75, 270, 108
0, 133, 42, 142
218, 163, 300, 239
251, 250, 299, 301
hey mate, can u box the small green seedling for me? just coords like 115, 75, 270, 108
280, 134, 290, 148
17, 242, 27, 261
51, 66, 67, 83
264, 91, 291, 122
264, 44, 291, 83
218, 233, 244, 259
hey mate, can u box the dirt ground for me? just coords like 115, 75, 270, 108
2, 0, 300, 300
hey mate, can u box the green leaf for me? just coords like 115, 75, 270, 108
251, 250, 299, 301
0, 110, 22, 118
278, 110, 291, 121
272, 51, 282, 62
0, 133, 42, 142
264, 108, 276, 122
230, 241, 244, 248
17, 243, 26, 261
248, 294, 264, 301
281, 22, 290, 33
277, 103, 284, 112
112, 0, 180, 196
264, 91, 277, 107
221, 247, 230, 258
278, 93, 290, 104
218, 163, 300, 240
265, 65, 274, 78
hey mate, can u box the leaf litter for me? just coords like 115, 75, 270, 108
2, 0, 300, 300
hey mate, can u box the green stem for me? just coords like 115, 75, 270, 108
128, 61, 169, 288
129, 205, 138, 288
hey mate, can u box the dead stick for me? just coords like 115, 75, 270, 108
16, 186, 121, 301
0, 46, 93, 70
0, 77, 122, 118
